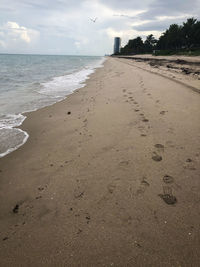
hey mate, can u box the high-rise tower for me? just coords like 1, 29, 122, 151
113, 37, 121, 54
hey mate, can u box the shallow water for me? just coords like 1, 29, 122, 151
0, 54, 105, 157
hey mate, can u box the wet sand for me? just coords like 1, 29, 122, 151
0, 57, 200, 266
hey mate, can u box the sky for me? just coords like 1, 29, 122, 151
0, 0, 199, 55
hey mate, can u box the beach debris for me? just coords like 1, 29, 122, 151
67, 111, 71, 115
2, 237, 8, 241
38, 187, 44, 191
181, 68, 191, 75
142, 118, 149, 122
152, 152, 162, 162
86, 214, 91, 224
186, 158, 192, 162
134, 241, 142, 248
166, 64, 172, 68
13, 204, 19, 213
35, 196, 42, 200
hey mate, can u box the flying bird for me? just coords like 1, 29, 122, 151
90, 17, 97, 23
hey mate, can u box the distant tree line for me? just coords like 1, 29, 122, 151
118, 18, 200, 55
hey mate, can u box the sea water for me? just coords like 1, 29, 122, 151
0, 54, 105, 157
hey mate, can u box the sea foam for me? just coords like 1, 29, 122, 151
0, 55, 106, 158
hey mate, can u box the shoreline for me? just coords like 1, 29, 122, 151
0, 57, 200, 266
0, 57, 106, 158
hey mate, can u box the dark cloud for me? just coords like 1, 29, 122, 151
0, 0, 200, 55
133, 17, 193, 32
138, 0, 200, 20
100, 0, 152, 10
0, 0, 83, 11
133, 21, 170, 32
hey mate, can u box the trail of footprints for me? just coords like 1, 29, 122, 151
123, 87, 150, 137
152, 144, 178, 205
122, 86, 178, 205
122, 84, 198, 206
123, 77, 169, 139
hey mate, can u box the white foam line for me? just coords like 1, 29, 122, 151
0, 128, 29, 158
0, 57, 107, 158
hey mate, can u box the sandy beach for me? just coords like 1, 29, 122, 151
0, 57, 200, 266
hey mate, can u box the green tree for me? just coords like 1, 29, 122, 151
167, 24, 182, 49
193, 21, 200, 46
144, 34, 157, 52
120, 18, 200, 55
121, 36, 144, 54
182, 18, 197, 48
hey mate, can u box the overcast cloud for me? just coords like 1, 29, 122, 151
0, 0, 199, 55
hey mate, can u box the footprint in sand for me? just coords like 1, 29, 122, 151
167, 127, 174, 134
154, 144, 164, 152
183, 158, 196, 170
152, 152, 162, 162
141, 178, 150, 187
107, 183, 116, 194
119, 160, 129, 167
158, 186, 177, 205
160, 110, 168, 115
13, 204, 19, 213
163, 175, 174, 184
136, 177, 150, 195
74, 189, 85, 199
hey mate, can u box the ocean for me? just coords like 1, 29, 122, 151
0, 54, 105, 158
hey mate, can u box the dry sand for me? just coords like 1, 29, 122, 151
117, 55, 200, 93
0, 57, 200, 266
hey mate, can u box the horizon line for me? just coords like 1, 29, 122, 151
0, 52, 105, 57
